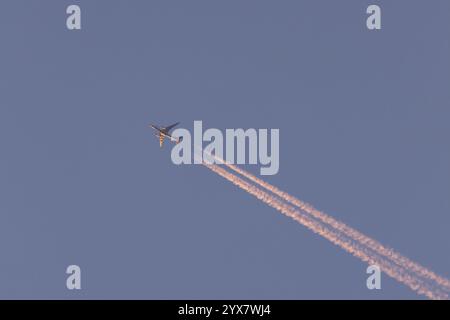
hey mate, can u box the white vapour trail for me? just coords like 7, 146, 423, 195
202, 162, 448, 299
213, 160, 450, 293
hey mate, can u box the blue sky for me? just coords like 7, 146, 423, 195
0, 0, 449, 299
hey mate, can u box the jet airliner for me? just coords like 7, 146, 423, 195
150, 122, 182, 147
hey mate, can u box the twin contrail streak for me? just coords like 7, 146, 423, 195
197, 151, 450, 299
218, 161, 450, 293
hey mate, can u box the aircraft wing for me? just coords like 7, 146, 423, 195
162, 122, 180, 133
150, 124, 161, 132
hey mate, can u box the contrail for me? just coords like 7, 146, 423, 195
201, 150, 450, 294
202, 162, 448, 299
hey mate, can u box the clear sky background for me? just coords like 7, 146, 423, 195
0, 0, 449, 299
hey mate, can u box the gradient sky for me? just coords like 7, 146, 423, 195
0, 0, 449, 299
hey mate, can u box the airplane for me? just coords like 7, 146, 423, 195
150, 122, 183, 147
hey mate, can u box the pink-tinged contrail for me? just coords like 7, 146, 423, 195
202, 163, 448, 299
212, 160, 450, 293
200, 148, 450, 294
